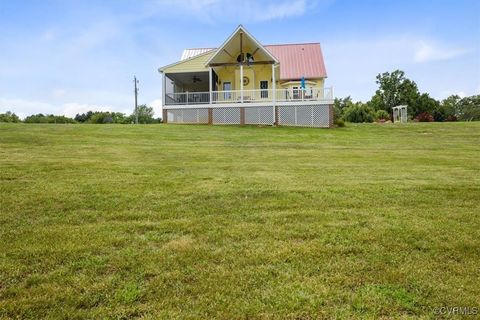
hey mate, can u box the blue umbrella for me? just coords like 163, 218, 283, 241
301, 76, 306, 90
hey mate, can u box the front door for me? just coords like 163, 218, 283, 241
223, 82, 231, 100
260, 80, 268, 98
292, 86, 300, 100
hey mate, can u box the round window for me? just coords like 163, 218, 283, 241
243, 76, 250, 86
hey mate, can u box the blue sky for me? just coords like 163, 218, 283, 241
1, 0, 479, 118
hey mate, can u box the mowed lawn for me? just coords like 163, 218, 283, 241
0, 122, 479, 319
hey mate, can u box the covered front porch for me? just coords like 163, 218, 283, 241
163, 66, 333, 106
163, 76, 334, 106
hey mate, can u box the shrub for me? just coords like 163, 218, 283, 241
415, 112, 434, 122
24, 114, 75, 123
334, 118, 345, 127
90, 113, 111, 124
375, 110, 390, 121
333, 97, 353, 121
88, 112, 129, 124
343, 103, 375, 123
446, 115, 457, 121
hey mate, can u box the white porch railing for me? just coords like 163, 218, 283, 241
165, 92, 210, 105
165, 87, 333, 105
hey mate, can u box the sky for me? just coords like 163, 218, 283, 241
1, 0, 479, 118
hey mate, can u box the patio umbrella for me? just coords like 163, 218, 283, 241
301, 76, 306, 90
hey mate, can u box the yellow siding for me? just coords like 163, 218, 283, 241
215, 66, 236, 90
215, 64, 276, 91
254, 65, 274, 89
162, 52, 214, 73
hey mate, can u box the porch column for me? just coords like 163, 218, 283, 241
240, 64, 244, 103
162, 109, 167, 124
240, 107, 245, 125
329, 104, 334, 128
208, 67, 213, 104
208, 108, 213, 125
161, 71, 166, 123
161, 71, 166, 108
271, 63, 276, 125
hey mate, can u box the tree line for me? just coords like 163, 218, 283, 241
334, 70, 480, 125
0, 105, 161, 124
2, 70, 479, 124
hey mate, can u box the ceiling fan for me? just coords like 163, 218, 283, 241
192, 75, 202, 83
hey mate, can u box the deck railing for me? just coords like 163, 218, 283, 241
165, 92, 210, 105
165, 87, 333, 105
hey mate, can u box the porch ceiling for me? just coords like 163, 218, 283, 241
167, 72, 209, 91
168, 71, 208, 83
206, 25, 278, 66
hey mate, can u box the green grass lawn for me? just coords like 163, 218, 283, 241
0, 122, 479, 319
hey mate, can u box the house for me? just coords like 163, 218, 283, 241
158, 25, 334, 127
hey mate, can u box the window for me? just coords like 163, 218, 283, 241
260, 81, 268, 98
292, 86, 300, 99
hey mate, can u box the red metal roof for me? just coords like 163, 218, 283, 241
264, 43, 327, 80
180, 42, 327, 80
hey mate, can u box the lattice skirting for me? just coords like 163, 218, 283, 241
166, 108, 209, 124
166, 104, 331, 128
245, 107, 274, 125
277, 104, 330, 128
212, 108, 241, 124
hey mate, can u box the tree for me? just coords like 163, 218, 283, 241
374, 70, 420, 115
132, 105, 158, 124
74, 111, 94, 123
89, 112, 112, 124
24, 114, 75, 123
366, 93, 385, 111
440, 95, 461, 121
333, 96, 353, 121
74, 111, 131, 124
412, 93, 440, 120
0, 111, 21, 123
88, 111, 128, 124
457, 95, 480, 121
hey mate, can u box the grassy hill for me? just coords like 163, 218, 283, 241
1, 122, 479, 319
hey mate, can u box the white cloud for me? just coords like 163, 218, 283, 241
414, 41, 468, 63
61, 103, 113, 118
0, 98, 55, 119
247, 0, 307, 21
150, 99, 163, 117
159, 0, 319, 23
67, 21, 121, 54
52, 88, 66, 99
40, 30, 55, 42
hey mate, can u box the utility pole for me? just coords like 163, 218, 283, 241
133, 76, 139, 124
